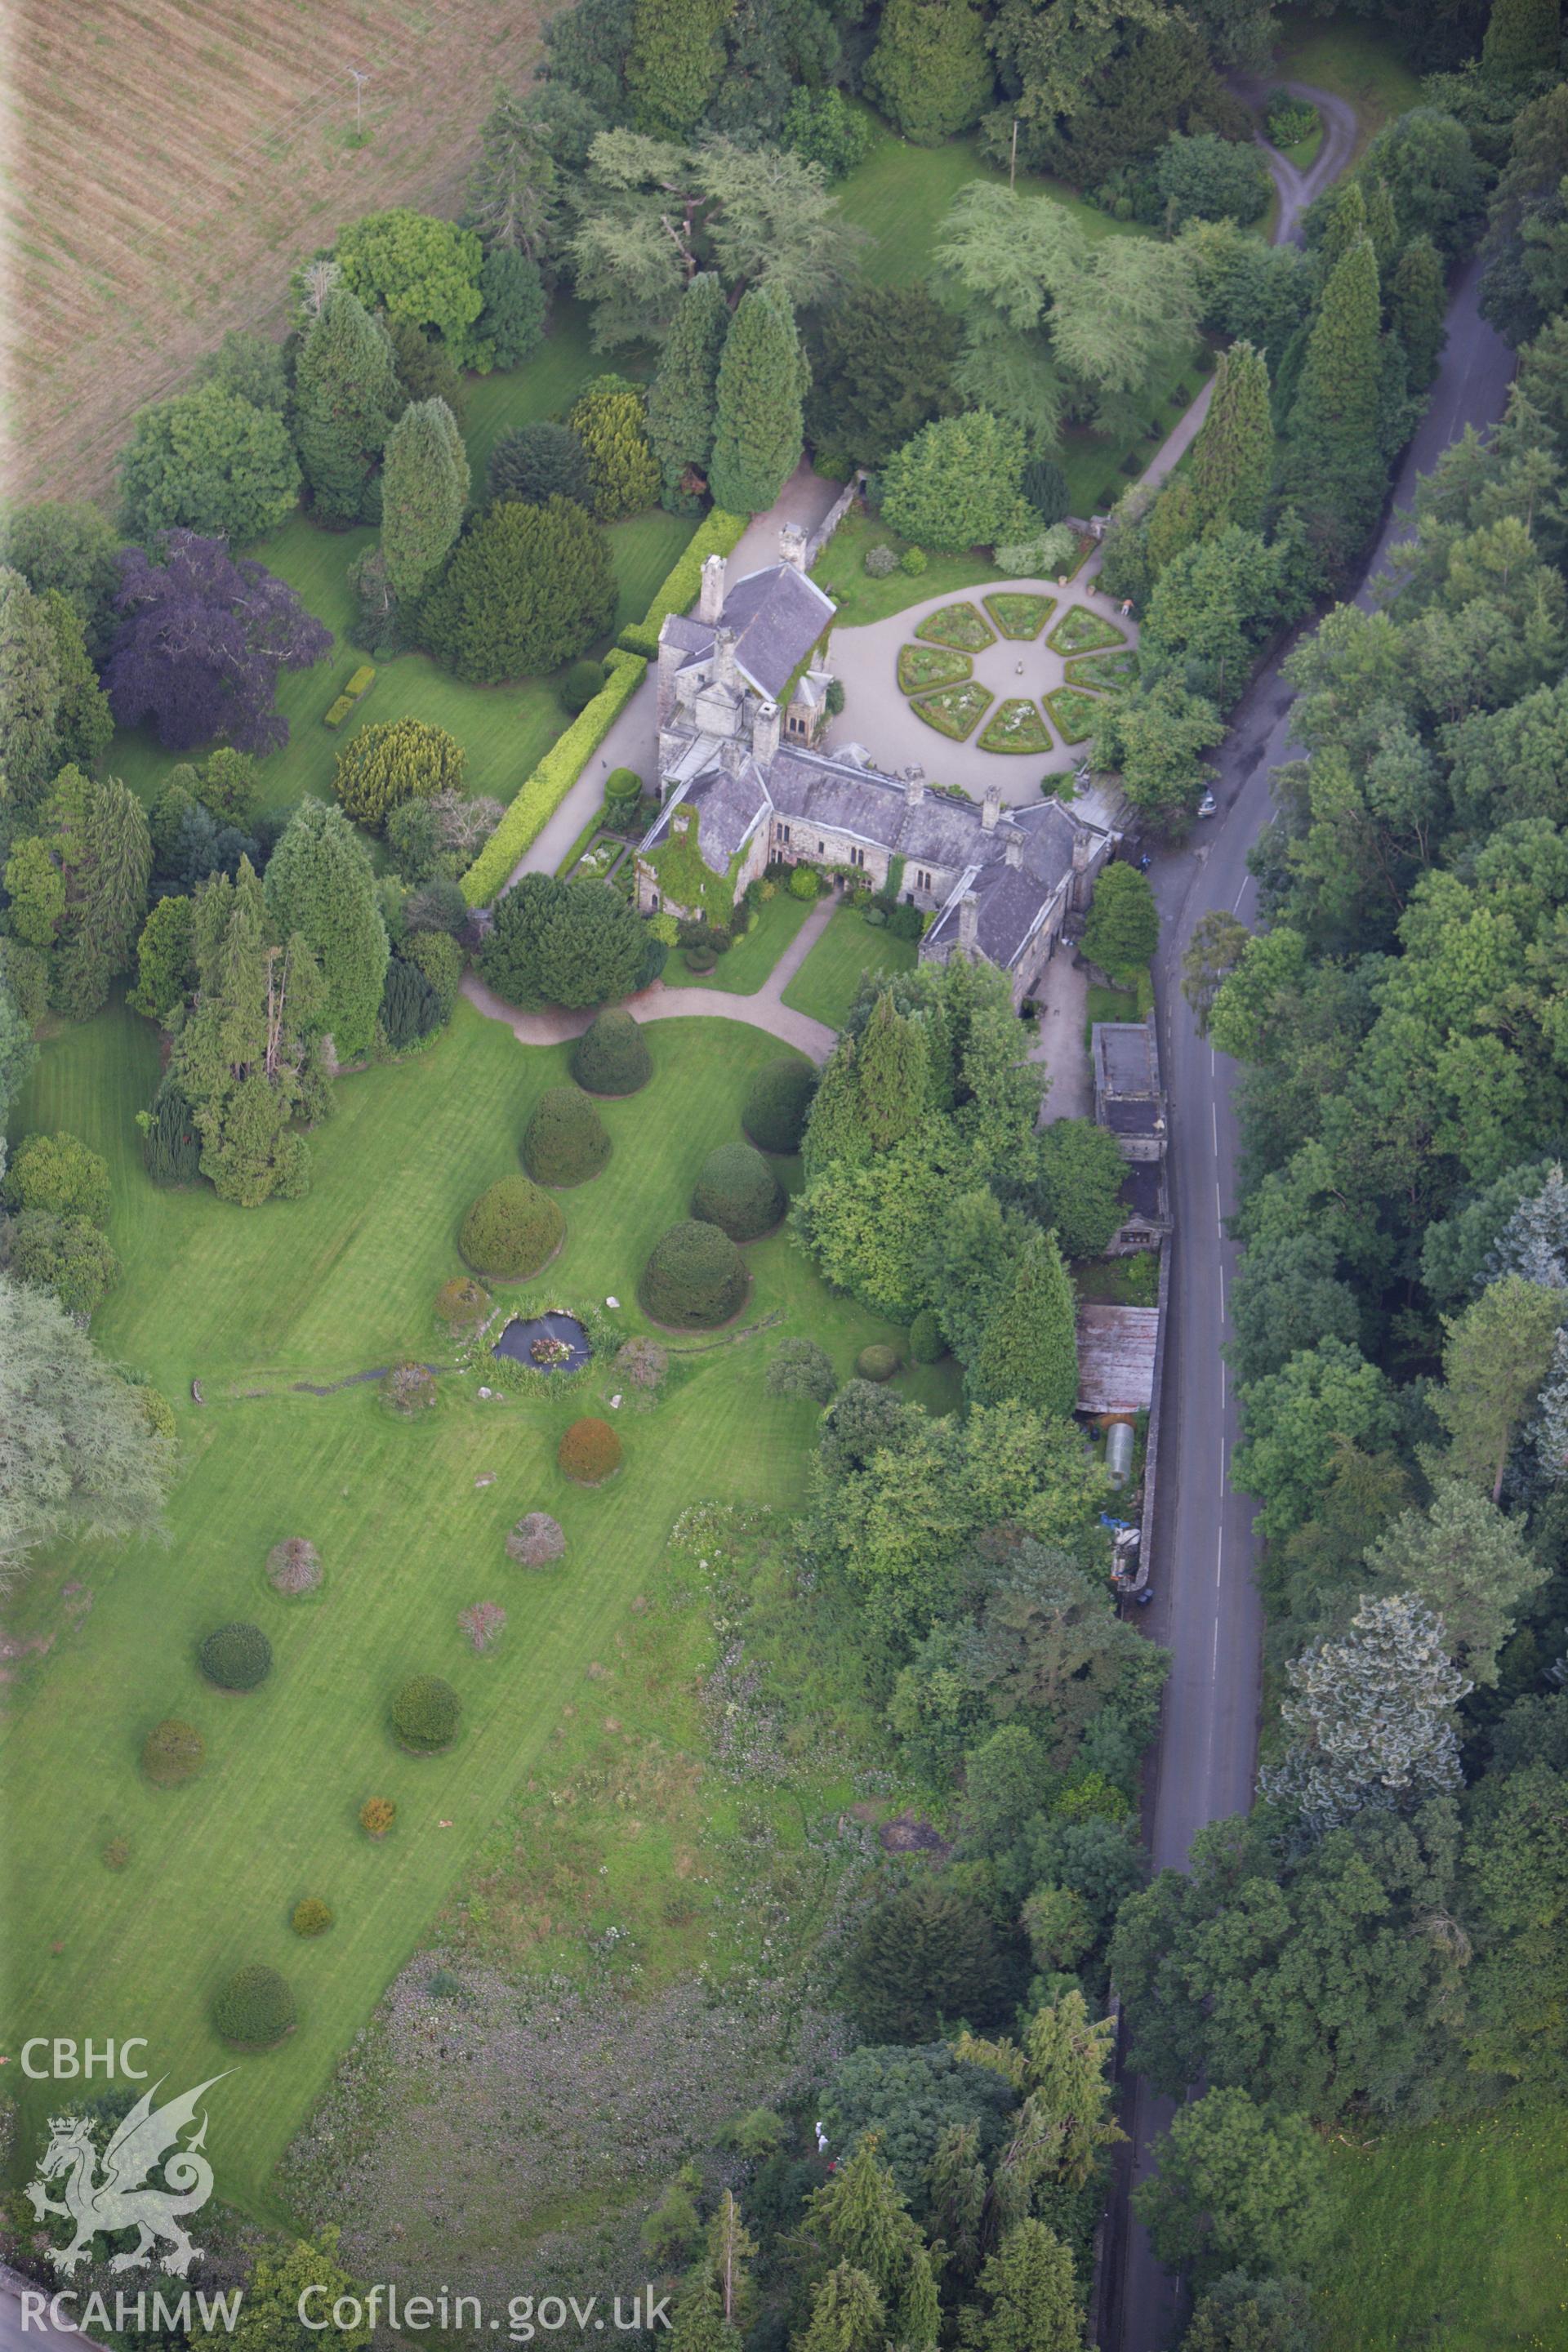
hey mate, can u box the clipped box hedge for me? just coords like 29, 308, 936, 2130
617, 508, 749, 657
323, 662, 376, 728
461, 648, 648, 907
323, 695, 356, 728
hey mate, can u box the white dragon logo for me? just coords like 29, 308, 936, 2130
25, 2075, 230, 2277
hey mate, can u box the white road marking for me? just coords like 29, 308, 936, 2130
1216, 1178, 1223, 1233
1211, 1619, 1220, 1668
1219, 1263, 1226, 1320
1232, 877, 1250, 915
1216, 1524, 1223, 1585
1211, 1101, 1218, 1153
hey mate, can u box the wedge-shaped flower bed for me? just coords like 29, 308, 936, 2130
1067, 648, 1139, 692
914, 600, 995, 653
1045, 687, 1105, 745
911, 681, 993, 740
983, 592, 1055, 639
978, 697, 1053, 755
1047, 605, 1127, 656
897, 643, 973, 693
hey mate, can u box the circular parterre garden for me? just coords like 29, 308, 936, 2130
895, 598, 1129, 752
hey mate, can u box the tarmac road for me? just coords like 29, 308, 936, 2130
1098, 181, 1518, 2352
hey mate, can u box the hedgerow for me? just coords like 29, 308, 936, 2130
461, 649, 647, 906
617, 509, 749, 657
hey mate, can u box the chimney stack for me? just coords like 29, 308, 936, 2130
713, 626, 739, 690
905, 773, 925, 808
778, 521, 808, 573
699, 550, 727, 625
1004, 831, 1022, 868
982, 787, 1001, 831
753, 698, 781, 765
719, 736, 744, 775
959, 892, 979, 953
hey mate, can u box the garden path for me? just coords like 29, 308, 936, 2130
514, 464, 845, 887
461, 892, 838, 1062
822, 573, 1140, 803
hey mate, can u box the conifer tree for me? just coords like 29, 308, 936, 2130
626, 0, 730, 136
1143, 474, 1199, 581
1481, 0, 1560, 78
263, 800, 390, 1063
958, 2221, 1080, 2352
809, 2138, 941, 2349
1189, 340, 1273, 536
1389, 236, 1447, 388
1284, 234, 1386, 537
47, 767, 154, 1020
1362, 176, 1400, 276
380, 397, 470, 599
709, 288, 807, 515
797, 2265, 884, 2352
668, 2270, 737, 2352
648, 273, 730, 507
706, 2192, 755, 2334
969, 1227, 1078, 1417
853, 991, 929, 1152
292, 288, 402, 523
801, 1034, 868, 1183
1316, 177, 1367, 280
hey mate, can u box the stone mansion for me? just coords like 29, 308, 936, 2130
634, 528, 1120, 1009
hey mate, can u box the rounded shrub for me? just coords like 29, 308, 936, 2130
434, 1275, 491, 1332
856, 1343, 900, 1383
212, 1964, 296, 2049
900, 547, 928, 576
692, 1141, 785, 1242
788, 865, 820, 901
198, 1622, 273, 1691
864, 544, 898, 577
909, 1308, 946, 1364
142, 1718, 205, 1786
684, 947, 717, 974
292, 1897, 333, 1938
561, 657, 607, 715
558, 1417, 622, 1485
266, 1538, 323, 1597
641, 1219, 749, 1330
506, 1511, 567, 1566
605, 766, 643, 805
459, 1174, 564, 1280
390, 1675, 462, 1754
571, 1009, 652, 1097
743, 1057, 819, 1155
381, 1360, 438, 1414
523, 1087, 612, 1187
359, 1796, 397, 1839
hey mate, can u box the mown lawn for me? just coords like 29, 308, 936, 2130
0, 996, 919, 2215
1312, 2101, 1568, 2352
782, 902, 918, 1030
107, 299, 689, 825
674, 885, 818, 995
813, 510, 1007, 628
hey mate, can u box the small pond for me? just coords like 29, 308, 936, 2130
492, 1311, 592, 1374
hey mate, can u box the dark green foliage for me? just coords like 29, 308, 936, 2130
459, 1174, 564, 1278
856, 1343, 900, 1382
544, 0, 633, 119
1359, 107, 1486, 261
841, 1876, 1018, 2041
488, 422, 592, 508
291, 289, 401, 524
1182, 2273, 1317, 2352
692, 1140, 785, 1240
1482, 0, 1561, 76
1225, 1231, 1361, 1388
648, 274, 729, 506
709, 291, 808, 516
380, 955, 443, 1049
806, 285, 961, 472
212, 1966, 296, 2047
118, 382, 300, 544
968, 1231, 1078, 1414
0, 499, 123, 659
1031, 1119, 1129, 1261
572, 1007, 652, 1094
823, 2042, 1015, 2200
626, 0, 730, 136
641, 1218, 749, 1327
141, 1718, 205, 1786
1389, 236, 1448, 388
421, 497, 615, 684
37, 766, 154, 1020
1135, 2088, 1330, 2291
742, 1054, 817, 1152
880, 410, 1027, 553
1189, 340, 1273, 537
1283, 234, 1388, 547
908, 1307, 945, 1364
3, 1211, 121, 1318
780, 87, 880, 180
264, 799, 390, 1063
390, 1674, 462, 1753
0, 571, 113, 813
385, 316, 467, 419
866, 0, 993, 145
380, 398, 470, 601
1022, 457, 1071, 528
198, 1622, 274, 1691
1082, 863, 1157, 980
568, 376, 660, 520
561, 658, 607, 714
480, 872, 652, 1009
139, 1080, 202, 1186
477, 247, 548, 368
1156, 132, 1271, 229
765, 1337, 838, 1401
523, 1085, 612, 1185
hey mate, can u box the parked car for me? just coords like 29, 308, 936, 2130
1196, 790, 1217, 817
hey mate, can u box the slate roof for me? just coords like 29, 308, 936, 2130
670, 564, 835, 699
641, 760, 771, 875
1095, 1022, 1161, 1098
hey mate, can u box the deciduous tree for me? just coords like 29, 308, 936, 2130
105, 532, 331, 755
1135, 2089, 1329, 2289
334, 209, 490, 369
1434, 1273, 1563, 1500
118, 383, 300, 546
866, 0, 993, 145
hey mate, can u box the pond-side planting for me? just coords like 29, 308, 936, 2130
911, 680, 994, 741
1045, 686, 1107, 744
913, 600, 996, 653
1047, 605, 1129, 656
983, 592, 1056, 639
977, 697, 1053, 755
896, 643, 973, 693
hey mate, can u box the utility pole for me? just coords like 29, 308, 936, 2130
1009, 117, 1018, 189
350, 68, 369, 139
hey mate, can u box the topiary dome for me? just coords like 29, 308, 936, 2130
571, 1009, 651, 1096
557, 1418, 622, 1484
199, 1622, 273, 1690
641, 1219, 749, 1330
212, 1964, 296, 2048
742, 1056, 819, 1154
691, 1140, 786, 1241
523, 1087, 612, 1187
390, 1674, 462, 1753
459, 1174, 564, 1279
856, 1343, 900, 1383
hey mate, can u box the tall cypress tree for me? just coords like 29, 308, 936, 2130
853, 992, 929, 1152
1362, 176, 1400, 276
1316, 178, 1368, 281
968, 1227, 1078, 1417
292, 288, 402, 523
1189, 340, 1274, 536
708, 288, 808, 515
48, 767, 154, 1020
263, 799, 390, 1063
648, 273, 730, 508
1285, 235, 1385, 532
1389, 236, 1447, 389
380, 397, 470, 598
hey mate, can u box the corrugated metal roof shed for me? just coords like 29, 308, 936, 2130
1076, 1303, 1159, 1414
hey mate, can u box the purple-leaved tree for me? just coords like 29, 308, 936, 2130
105, 531, 332, 755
